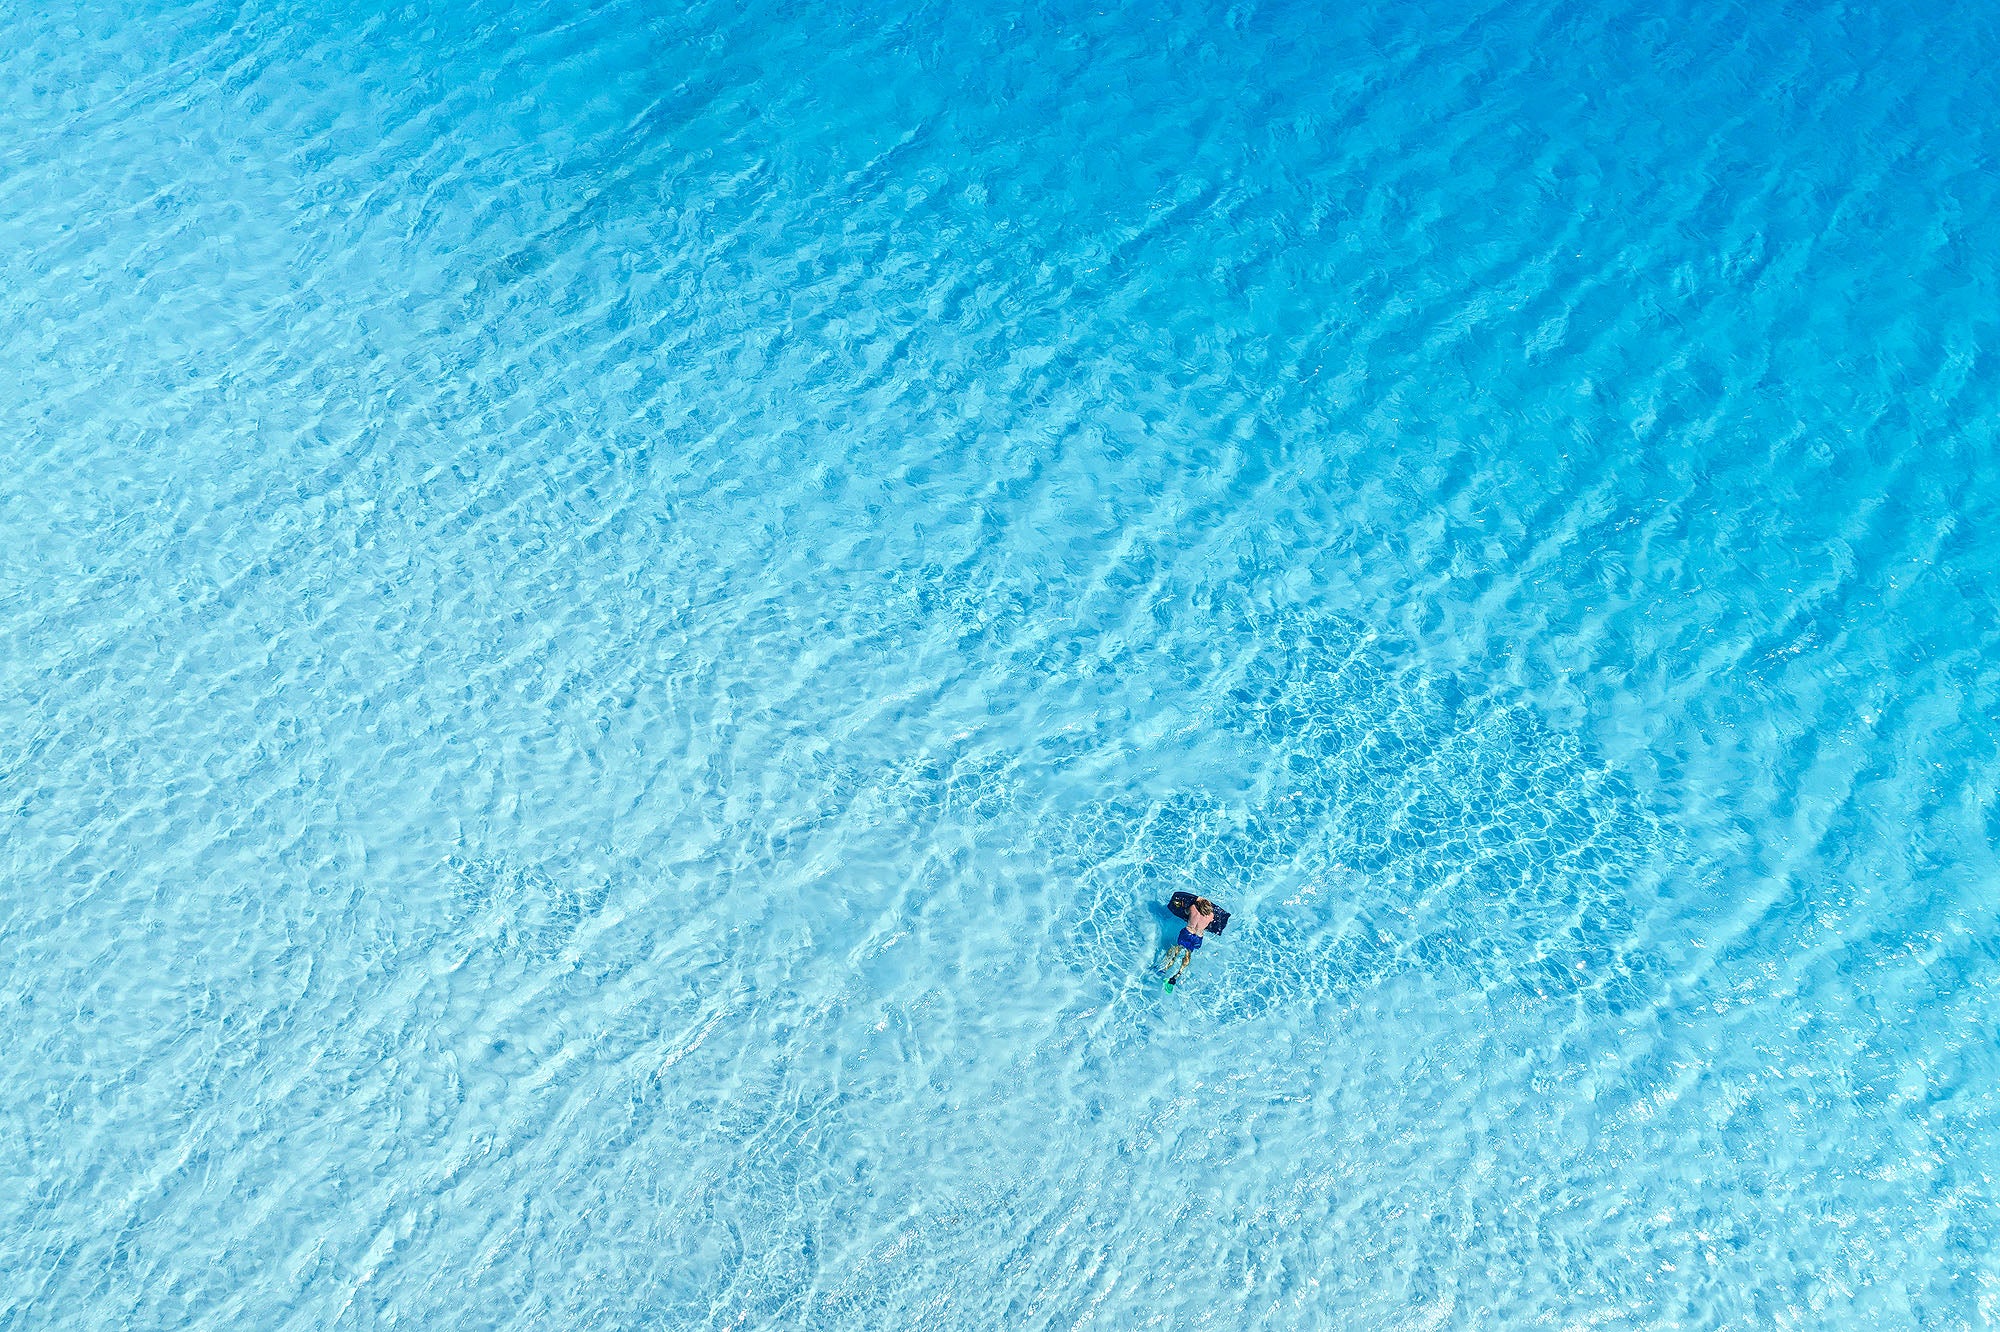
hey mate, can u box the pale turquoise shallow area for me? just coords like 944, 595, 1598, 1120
2, 0, 1997, 1327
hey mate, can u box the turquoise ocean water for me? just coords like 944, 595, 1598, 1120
4, 0, 1998, 1326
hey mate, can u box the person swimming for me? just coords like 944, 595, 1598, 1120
1157, 896, 1216, 990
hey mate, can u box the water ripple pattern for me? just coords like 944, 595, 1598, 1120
3, 0, 1997, 1327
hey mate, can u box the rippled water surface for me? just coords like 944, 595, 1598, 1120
4, 0, 1998, 1326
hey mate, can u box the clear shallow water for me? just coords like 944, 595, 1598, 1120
3, 0, 1997, 1325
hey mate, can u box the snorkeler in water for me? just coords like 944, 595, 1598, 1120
1157, 896, 1215, 990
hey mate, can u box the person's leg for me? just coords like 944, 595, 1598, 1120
1156, 944, 1185, 975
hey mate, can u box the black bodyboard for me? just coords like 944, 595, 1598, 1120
1168, 891, 1230, 935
